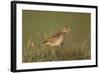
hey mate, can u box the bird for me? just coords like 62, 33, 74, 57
43, 26, 70, 47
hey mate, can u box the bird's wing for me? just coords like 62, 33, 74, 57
51, 31, 64, 38
43, 31, 63, 44
43, 35, 60, 44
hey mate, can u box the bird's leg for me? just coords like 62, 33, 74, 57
49, 47, 57, 60
54, 46, 59, 59
56, 45, 61, 53
57, 45, 63, 60
52, 46, 60, 60
58, 44, 61, 48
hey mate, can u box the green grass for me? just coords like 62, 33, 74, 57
22, 33, 91, 63
23, 46, 91, 63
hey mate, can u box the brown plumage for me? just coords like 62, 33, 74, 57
43, 26, 70, 47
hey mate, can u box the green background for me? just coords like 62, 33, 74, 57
22, 10, 91, 62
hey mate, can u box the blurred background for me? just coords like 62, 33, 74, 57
22, 10, 91, 62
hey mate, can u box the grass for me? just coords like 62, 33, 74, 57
22, 33, 91, 63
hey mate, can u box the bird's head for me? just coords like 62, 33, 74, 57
62, 26, 70, 33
